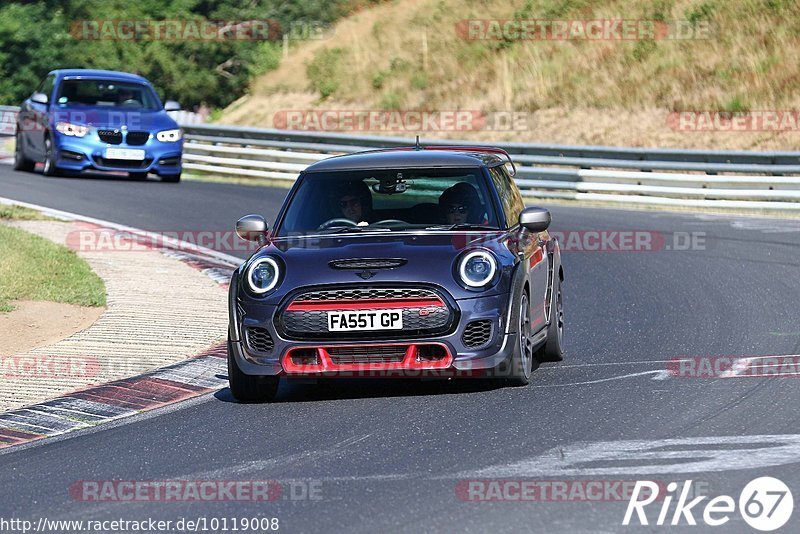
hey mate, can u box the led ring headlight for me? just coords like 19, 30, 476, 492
458, 249, 497, 288
246, 257, 280, 294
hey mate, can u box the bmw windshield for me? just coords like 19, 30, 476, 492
276, 168, 502, 236
55, 79, 161, 110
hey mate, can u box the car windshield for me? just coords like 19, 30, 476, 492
55, 79, 161, 110
276, 168, 501, 236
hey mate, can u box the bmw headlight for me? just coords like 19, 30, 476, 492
156, 128, 182, 142
55, 122, 89, 137
458, 249, 497, 288
246, 257, 280, 294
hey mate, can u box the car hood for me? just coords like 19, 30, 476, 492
50, 106, 177, 131
242, 231, 516, 304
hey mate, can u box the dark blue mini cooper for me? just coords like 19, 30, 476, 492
228, 146, 564, 401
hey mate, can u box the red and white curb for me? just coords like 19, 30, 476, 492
0, 344, 227, 449
0, 197, 246, 450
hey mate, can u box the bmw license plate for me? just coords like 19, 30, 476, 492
327, 310, 403, 331
104, 148, 145, 160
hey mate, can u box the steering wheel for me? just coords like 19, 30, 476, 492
370, 219, 408, 229
317, 218, 358, 230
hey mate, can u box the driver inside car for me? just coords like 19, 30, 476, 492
336, 181, 373, 224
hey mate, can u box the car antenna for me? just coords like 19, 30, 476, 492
414, 135, 422, 150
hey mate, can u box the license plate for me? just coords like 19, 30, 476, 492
328, 310, 403, 331
104, 148, 145, 160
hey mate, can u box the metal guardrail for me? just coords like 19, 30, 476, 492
179, 123, 800, 211
3, 106, 800, 210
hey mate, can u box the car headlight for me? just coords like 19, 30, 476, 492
458, 249, 497, 288
156, 128, 182, 142
246, 257, 280, 294
55, 122, 89, 137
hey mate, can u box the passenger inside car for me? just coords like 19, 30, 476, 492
438, 182, 485, 225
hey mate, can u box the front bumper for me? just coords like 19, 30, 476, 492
230, 290, 518, 377
52, 131, 182, 176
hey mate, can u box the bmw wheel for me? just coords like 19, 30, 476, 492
42, 136, 62, 177
13, 132, 35, 172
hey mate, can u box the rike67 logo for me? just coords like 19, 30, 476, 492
623, 477, 793, 531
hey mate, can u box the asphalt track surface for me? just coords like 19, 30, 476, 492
2, 167, 800, 533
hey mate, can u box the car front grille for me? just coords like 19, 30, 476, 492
93, 156, 152, 169
97, 130, 122, 144
279, 286, 455, 340
462, 320, 493, 348
125, 131, 150, 145
327, 345, 406, 364
245, 327, 274, 353
294, 287, 436, 302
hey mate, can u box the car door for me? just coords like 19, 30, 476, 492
489, 165, 549, 331
21, 74, 55, 159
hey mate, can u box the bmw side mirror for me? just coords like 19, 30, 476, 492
31, 92, 48, 105
236, 214, 268, 242
164, 100, 181, 112
519, 207, 551, 232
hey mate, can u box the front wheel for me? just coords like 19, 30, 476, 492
161, 172, 181, 183
42, 136, 62, 177
538, 274, 564, 362
227, 338, 280, 402
506, 291, 535, 386
13, 133, 35, 172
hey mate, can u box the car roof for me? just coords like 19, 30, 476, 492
304, 149, 505, 173
50, 69, 149, 83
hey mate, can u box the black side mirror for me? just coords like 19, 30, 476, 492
519, 207, 551, 232
236, 214, 268, 242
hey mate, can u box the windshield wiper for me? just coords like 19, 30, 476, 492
425, 223, 500, 231
322, 226, 392, 234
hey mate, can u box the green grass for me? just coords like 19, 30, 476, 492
0, 224, 106, 312
0, 204, 53, 221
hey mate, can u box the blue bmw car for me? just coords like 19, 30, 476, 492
227, 145, 565, 401
14, 69, 183, 182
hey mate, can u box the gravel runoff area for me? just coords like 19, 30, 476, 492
0, 219, 231, 412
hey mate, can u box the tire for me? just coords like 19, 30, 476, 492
227, 338, 280, 402
161, 172, 181, 183
13, 132, 35, 172
130, 172, 148, 181
538, 273, 564, 362
42, 135, 62, 177
505, 290, 535, 386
